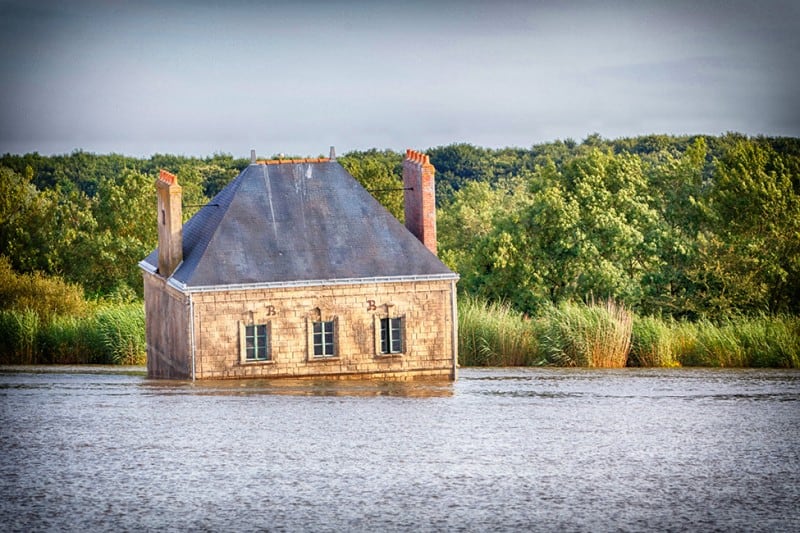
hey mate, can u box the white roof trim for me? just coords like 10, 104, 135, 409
138, 260, 157, 274
164, 273, 459, 294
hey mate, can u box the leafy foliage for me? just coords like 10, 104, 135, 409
1, 134, 799, 319
339, 149, 405, 221
436, 134, 800, 318
0, 255, 87, 320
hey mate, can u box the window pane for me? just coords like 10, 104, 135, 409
245, 324, 270, 361
380, 318, 389, 354
314, 331, 322, 350
246, 332, 255, 360
313, 320, 335, 357
391, 318, 402, 353
380, 317, 403, 354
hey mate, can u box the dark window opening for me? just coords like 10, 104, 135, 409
380, 317, 403, 354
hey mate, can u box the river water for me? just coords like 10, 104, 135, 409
1, 366, 798, 532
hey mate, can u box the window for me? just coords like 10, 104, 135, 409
245, 324, 270, 361
380, 317, 403, 354
313, 320, 335, 357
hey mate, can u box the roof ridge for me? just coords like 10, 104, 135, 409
257, 158, 331, 165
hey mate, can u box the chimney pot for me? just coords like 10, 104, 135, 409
329, 146, 337, 161
250, 149, 256, 164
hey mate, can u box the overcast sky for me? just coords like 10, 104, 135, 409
1, 0, 798, 158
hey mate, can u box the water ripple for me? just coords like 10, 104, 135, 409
1, 366, 798, 532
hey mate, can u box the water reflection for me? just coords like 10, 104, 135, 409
141, 376, 454, 398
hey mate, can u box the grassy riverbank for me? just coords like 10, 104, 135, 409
458, 297, 800, 368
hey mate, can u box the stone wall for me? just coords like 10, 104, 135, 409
189, 279, 456, 380
143, 273, 192, 379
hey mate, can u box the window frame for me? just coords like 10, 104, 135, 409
307, 314, 339, 360
313, 320, 336, 358
239, 321, 273, 364
374, 312, 406, 357
380, 317, 404, 355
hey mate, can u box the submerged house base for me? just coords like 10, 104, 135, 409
142, 271, 457, 380
140, 150, 458, 380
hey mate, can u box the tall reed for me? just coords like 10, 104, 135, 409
93, 304, 146, 365
630, 316, 679, 367
539, 300, 632, 367
0, 303, 145, 365
458, 296, 541, 366
0, 309, 40, 364
676, 315, 800, 368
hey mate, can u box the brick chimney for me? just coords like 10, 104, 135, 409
403, 149, 437, 255
155, 169, 183, 277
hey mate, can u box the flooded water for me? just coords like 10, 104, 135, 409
1, 367, 799, 532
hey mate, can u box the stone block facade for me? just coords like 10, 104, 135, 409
143, 274, 192, 379
143, 274, 457, 380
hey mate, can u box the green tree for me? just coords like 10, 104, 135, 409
339, 149, 404, 221
61, 170, 156, 296
691, 139, 800, 314
640, 137, 708, 316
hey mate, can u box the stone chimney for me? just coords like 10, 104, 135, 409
155, 169, 183, 277
403, 149, 437, 255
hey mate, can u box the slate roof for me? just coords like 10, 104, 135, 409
141, 160, 456, 289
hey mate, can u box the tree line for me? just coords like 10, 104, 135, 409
2, 133, 799, 320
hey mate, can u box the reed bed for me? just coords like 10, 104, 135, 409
539, 300, 632, 367
458, 296, 541, 366
459, 296, 799, 368
675, 315, 800, 368
630, 316, 679, 367
0, 303, 145, 365
2, 290, 797, 368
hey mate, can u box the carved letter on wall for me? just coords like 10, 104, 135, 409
366, 300, 377, 311
266, 305, 276, 316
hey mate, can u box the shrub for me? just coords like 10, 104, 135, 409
0, 255, 87, 321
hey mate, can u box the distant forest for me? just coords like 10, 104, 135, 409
2, 133, 799, 320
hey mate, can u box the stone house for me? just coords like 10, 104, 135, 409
139, 148, 458, 380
